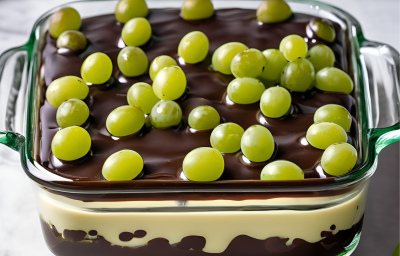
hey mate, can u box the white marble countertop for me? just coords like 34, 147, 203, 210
0, 0, 398, 255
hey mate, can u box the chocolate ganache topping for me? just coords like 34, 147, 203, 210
37, 8, 357, 183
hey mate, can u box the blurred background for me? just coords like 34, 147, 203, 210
0, 0, 398, 255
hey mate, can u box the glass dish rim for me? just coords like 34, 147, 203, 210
7, 0, 399, 194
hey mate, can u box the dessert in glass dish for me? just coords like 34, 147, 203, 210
0, 0, 399, 255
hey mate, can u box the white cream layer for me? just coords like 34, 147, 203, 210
36, 181, 369, 253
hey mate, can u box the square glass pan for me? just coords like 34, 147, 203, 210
0, 0, 399, 195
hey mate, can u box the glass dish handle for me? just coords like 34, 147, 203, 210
360, 41, 400, 154
0, 46, 28, 152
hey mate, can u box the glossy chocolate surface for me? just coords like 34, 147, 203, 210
38, 9, 357, 183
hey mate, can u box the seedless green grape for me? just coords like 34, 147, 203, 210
256, 0, 292, 23
306, 45, 335, 72
46, 76, 89, 107
56, 31, 87, 51
279, 35, 308, 61
281, 58, 315, 92
127, 82, 160, 114
106, 105, 145, 137
241, 125, 275, 162
260, 86, 291, 118
210, 122, 244, 153
117, 46, 148, 77
315, 67, 354, 94
122, 17, 152, 47
306, 122, 347, 150
178, 31, 209, 64
150, 100, 183, 128
227, 77, 265, 104
152, 66, 187, 100
51, 126, 91, 161
212, 42, 248, 75
258, 49, 288, 87
183, 147, 224, 182
181, 0, 214, 20
307, 18, 336, 43
149, 55, 177, 81
314, 104, 351, 132
321, 143, 357, 176
260, 160, 304, 180
188, 105, 220, 130
102, 150, 144, 181
49, 7, 81, 39
231, 48, 267, 78
81, 52, 113, 84
115, 0, 149, 23
56, 99, 90, 128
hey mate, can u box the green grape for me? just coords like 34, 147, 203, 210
279, 35, 308, 61
260, 86, 291, 118
46, 76, 89, 107
258, 49, 288, 87
181, 0, 214, 20
280, 58, 315, 92
392, 242, 400, 256
51, 126, 91, 161
256, 0, 292, 23
260, 160, 304, 180
49, 7, 81, 39
241, 125, 275, 162
188, 105, 220, 130
127, 82, 160, 114
212, 42, 248, 75
321, 143, 357, 176
210, 123, 244, 153
122, 17, 152, 47
150, 100, 182, 128
149, 55, 177, 81
306, 45, 335, 72
230, 48, 267, 78
183, 147, 224, 182
315, 67, 354, 94
115, 0, 149, 23
307, 18, 336, 43
306, 122, 347, 150
81, 52, 113, 84
56, 99, 90, 128
152, 66, 187, 100
117, 46, 148, 77
102, 150, 144, 181
227, 77, 265, 104
106, 105, 145, 137
56, 30, 87, 51
145, 115, 152, 128
314, 104, 351, 132
178, 31, 209, 64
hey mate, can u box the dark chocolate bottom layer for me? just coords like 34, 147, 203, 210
41, 217, 363, 256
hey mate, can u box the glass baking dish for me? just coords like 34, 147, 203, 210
0, 0, 399, 255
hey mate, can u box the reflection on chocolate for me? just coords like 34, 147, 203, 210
37, 9, 356, 186
41, 217, 363, 256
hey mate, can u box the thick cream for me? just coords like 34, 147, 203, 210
36, 180, 368, 253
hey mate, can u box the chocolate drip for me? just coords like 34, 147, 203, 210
119, 230, 147, 241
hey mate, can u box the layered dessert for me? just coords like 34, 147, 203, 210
35, 0, 365, 255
